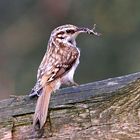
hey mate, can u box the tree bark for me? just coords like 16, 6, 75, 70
0, 72, 140, 140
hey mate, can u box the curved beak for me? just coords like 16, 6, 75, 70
77, 24, 101, 36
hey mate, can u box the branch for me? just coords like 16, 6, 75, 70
0, 72, 140, 139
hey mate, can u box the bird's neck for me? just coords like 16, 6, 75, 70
54, 37, 77, 48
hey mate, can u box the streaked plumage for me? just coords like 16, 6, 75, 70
30, 24, 100, 129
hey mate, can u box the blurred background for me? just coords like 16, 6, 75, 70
0, 0, 140, 99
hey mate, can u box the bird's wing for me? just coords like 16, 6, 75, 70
37, 44, 79, 87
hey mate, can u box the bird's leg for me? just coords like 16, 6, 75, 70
66, 81, 79, 87
71, 81, 79, 86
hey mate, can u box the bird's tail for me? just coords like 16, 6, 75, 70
33, 83, 53, 129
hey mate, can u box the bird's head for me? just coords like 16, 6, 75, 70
51, 24, 101, 46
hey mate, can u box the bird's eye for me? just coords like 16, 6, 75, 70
57, 31, 65, 39
57, 31, 64, 35
66, 30, 75, 34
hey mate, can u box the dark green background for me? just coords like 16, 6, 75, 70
0, 0, 140, 99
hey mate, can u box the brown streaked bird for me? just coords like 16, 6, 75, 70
30, 24, 100, 129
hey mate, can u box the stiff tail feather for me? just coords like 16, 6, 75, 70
33, 84, 53, 129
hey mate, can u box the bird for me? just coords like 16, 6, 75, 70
29, 24, 101, 129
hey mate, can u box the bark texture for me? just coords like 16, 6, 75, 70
0, 72, 140, 140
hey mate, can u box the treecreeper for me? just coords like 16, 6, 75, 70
29, 24, 101, 129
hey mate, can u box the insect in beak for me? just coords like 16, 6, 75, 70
77, 24, 101, 36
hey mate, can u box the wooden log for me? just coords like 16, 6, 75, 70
0, 72, 140, 140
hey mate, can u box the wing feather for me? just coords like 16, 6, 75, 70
30, 42, 79, 96
38, 44, 79, 85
